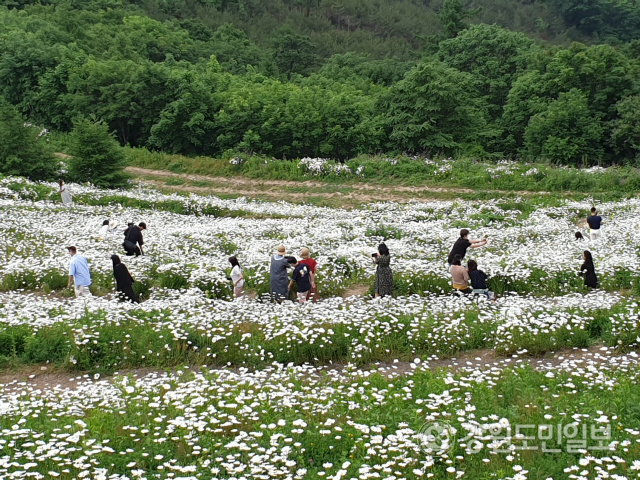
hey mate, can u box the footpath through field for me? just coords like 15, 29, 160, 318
1, 344, 635, 393
125, 166, 552, 206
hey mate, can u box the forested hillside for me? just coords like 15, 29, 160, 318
3, 0, 640, 180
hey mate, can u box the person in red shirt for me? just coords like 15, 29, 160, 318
299, 247, 318, 302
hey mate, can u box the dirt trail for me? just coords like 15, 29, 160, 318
125, 167, 551, 205
0, 345, 631, 392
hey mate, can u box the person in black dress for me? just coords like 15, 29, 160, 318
579, 250, 599, 289
111, 255, 139, 303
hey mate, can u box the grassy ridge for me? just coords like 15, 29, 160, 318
127, 148, 640, 197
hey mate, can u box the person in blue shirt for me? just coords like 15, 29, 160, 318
288, 257, 312, 304
587, 207, 603, 241
67, 246, 92, 297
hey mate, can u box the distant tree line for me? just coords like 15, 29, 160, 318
3, 0, 640, 185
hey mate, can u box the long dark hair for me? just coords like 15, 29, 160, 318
229, 256, 240, 268
583, 250, 594, 267
467, 259, 478, 272
378, 243, 390, 256
452, 254, 462, 266
111, 254, 122, 274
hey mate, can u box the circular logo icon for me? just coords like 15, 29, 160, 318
416, 421, 456, 454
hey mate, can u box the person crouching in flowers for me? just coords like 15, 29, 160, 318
450, 254, 470, 293
467, 259, 493, 300
373, 243, 393, 298
288, 257, 311, 304
579, 250, 599, 289
229, 256, 244, 298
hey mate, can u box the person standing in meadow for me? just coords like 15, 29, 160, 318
58, 180, 73, 206
447, 229, 487, 268
587, 207, 603, 241
288, 257, 311, 304
579, 250, 599, 289
229, 256, 245, 298
373, 243, 393, 298
299, 247, 318, 302
67, 246, 92, 297
270, 245, 292, 302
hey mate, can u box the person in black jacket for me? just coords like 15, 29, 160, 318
111, 255, 139, 303
123, 222, 146, 256
579, 250, 599, 289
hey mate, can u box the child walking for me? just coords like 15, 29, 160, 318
288, 257, 311, 304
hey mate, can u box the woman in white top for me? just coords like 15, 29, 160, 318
229, 256, 244, 298
99, 220, 110, 239
58, 180, 73, 206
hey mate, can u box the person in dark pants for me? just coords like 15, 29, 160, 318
579, 250, 599, 289
123, 222, 146, 256
111, 255, 139, 303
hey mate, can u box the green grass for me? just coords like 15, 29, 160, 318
126, 147, 640, 196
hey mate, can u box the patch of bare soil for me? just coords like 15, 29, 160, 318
342, 284, 371, 300
124, 167, 551, 205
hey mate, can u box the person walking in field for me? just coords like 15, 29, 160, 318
67, 246, 92, 297
111, 255, 139, 303
270, 245, 292, 302
229, 256, 245, 298
373, 243, 393, 298
579, 250, 599, 289
288, 257, 312, 304
587, 207, 603, 241
58, 180, 73, 206
447, 229, 487, 268
299, 247, 318, 302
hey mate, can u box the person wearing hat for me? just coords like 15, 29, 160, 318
270, 245, 292, 302
123, 222, 147, 256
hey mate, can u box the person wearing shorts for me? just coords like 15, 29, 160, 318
288, 258, 311, 304
67, 246, 92, 298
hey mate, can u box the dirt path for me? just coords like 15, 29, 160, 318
1, 345, 631, 392
125, 167, 551, 206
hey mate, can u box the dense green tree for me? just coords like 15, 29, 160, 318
67, 117, 128, 187
502, 43, 637, 158
0, 98, 58, 180
524, 89, 604, 165
611, 96, 640, 161
379, 59, 492, 155
437, 0, 480, 38
438, 24, 537, 119
271, 27, 318, 79
149, 62, 223, 155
